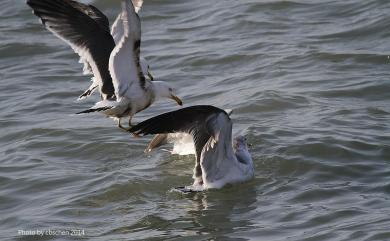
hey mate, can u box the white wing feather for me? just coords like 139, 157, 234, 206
110, 13, 124, 45
111, 0, 143, 44
43, 25, 105, 90
109, 0, 143, 99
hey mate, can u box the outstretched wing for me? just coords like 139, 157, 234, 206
27, 0, 115, 100
109, 0, 145, 99
111, 0, 144, 44
67, 0, 110, 75
130, 105, 230, 163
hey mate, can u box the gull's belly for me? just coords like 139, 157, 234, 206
104, 95, 152, 118
101, 99, 132, 118
131, 95, 153, 114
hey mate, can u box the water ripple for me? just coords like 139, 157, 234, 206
1, 0, 390, 240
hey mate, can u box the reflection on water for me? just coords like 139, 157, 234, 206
173, 183, 258, 240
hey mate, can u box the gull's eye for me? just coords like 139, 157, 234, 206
169, 88, 173, 91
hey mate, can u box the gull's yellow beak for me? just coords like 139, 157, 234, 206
170, 94, 183, 106
147, 71, 154, 81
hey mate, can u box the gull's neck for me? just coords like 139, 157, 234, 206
150, 81, 168, 100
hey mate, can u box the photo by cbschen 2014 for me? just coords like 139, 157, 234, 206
1, 0, 389, 240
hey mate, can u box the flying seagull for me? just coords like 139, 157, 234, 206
144, 109, 233, 155
129, 105, 254, 191
27, 0, 182, 129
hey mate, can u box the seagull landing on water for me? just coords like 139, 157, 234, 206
129, 105, 254, 192
27, 0, 182, 130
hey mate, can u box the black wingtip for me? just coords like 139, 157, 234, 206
75, 110, 90, 114
76, 106, 113, 114
26, 0, 34, 10
128, 125, 142, 135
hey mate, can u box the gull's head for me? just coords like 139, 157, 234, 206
153, 81, 183, 106
234, 135, 253, 168
140, 57, 154, 80
234, 135, 249, 150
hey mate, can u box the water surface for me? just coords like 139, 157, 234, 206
1, 0, 390, 240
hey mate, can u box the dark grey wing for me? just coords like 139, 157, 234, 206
27, 0, 115, 100
66, 0, 110, 30
65, 0, 110, 76
130, 105, 228, 161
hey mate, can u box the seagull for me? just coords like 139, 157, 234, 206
27, 0, 182, 130
129, 105, 254, 191
144, 109, 233, 155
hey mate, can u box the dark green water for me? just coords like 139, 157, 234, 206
1, 0, 390, 240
